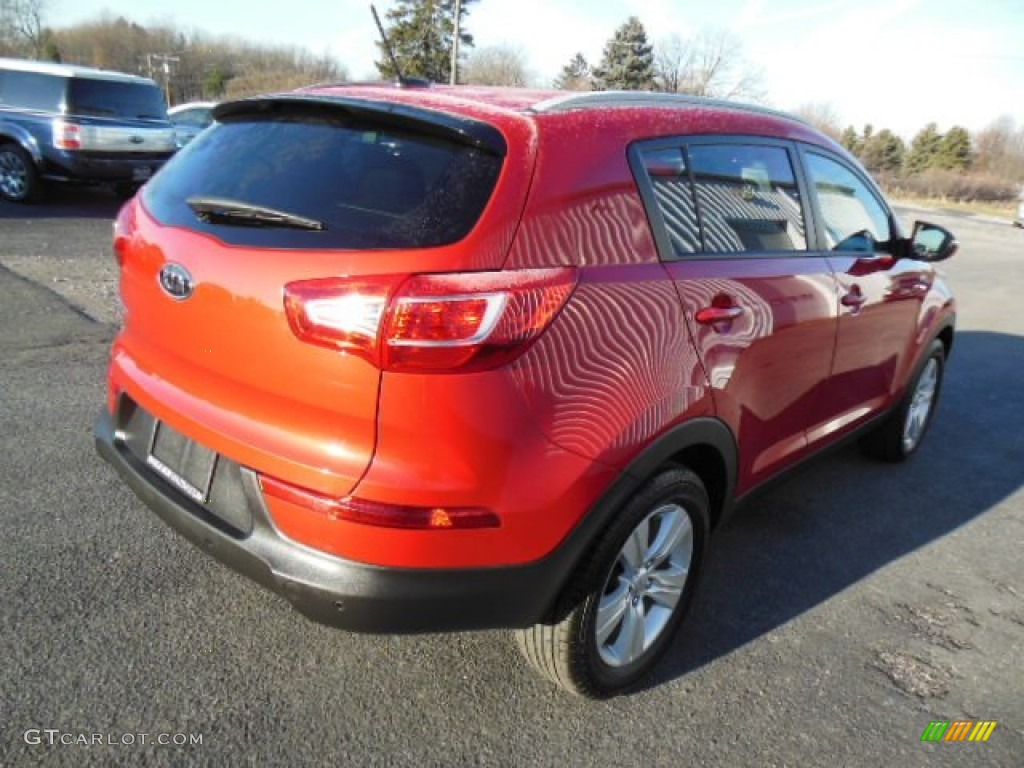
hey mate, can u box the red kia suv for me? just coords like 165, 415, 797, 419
95, 87, 957, 696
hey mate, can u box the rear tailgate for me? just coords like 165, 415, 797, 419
66, 77, 175, 153
111, 94, 533, 497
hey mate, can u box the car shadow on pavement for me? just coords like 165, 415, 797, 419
648, 329, 1024, 689
0, 185, 123, 221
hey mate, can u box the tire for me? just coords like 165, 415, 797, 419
860, 339, 945, 462
112, 182, 142, 201
514, 467, 709, 697
0, 144, 43, 203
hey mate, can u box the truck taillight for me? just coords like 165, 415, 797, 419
284, 268, 577, 372
53, 119, 82, 150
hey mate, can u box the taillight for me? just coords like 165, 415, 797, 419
112, 201, 136, 266
53, 119, 82, 150
284, 268, 576, 372
260, 475, 500, 530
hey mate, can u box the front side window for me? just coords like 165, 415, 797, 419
804, 152, 891, 251
689, 144, 807, 254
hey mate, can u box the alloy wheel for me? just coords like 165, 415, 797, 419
0, 150, 28, 200
595, 503, 694, 668
903, 357, 938, 452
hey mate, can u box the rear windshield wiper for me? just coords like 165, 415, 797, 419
186, 197, 326, 231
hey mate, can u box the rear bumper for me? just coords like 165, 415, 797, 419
42, 150, 173, 183
94, 409, 595, 633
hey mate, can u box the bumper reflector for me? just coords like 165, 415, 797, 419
259, 475, 500, 530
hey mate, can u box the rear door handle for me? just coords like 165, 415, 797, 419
841, 290, 867, 308
695, 305, 745, 325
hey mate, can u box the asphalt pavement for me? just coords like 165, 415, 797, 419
0, 189, 1021, 766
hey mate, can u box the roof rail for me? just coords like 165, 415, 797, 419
530, 90, 807, 125
0, 56, 155, 84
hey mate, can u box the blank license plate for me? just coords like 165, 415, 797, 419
146, 421, 216, 504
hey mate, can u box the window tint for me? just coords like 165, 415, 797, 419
804, 152, 890, 251
689, 144, 806, 253
640, 147, 700, 255
0, 71, 65, 111
143, 111, 503, 249
67, 79, 167, 120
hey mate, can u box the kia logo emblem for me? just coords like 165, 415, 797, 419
130, 135, 144, 144
158, 263, 194, 300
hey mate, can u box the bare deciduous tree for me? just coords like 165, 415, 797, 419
1, 0, 46, 56
793, 102, 843, 140
462, 44, 530, 87
654, 30, 764, 102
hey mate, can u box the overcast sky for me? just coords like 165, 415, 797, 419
53, 0, 1024, 138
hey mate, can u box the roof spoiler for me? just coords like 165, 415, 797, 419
213, 94, 506, 156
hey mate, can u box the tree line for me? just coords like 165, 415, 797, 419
796, 104, 1024, 203
1, 0, 345, 101
4, 0, 1020, 202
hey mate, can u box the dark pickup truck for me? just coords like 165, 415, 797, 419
0, 57, 176, 202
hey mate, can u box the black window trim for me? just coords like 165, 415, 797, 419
795, 142, 901, 255
628, 134, 817, 262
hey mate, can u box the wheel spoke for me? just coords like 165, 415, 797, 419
595, 580, 630, 645
646, 564, 687, 609
609, 599, 646, 665
646, 507, 690, 566
620, 517, 648, 570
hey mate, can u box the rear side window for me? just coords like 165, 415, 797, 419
639, 147, 700, 256
66, 79, 167, 120
689, 144, 807, 253
143, 110, 504, 249
0, 70, 65, 112
804, 152, 891, 251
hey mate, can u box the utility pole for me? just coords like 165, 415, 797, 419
147, 53, 180, 105
449, 0, 461, 85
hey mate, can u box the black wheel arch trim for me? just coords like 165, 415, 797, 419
540, 416, 738, 622
0, 124, 44, 165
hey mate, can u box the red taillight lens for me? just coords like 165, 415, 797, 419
284, 268, 576, 372
284, 276, 406, 367
53, 119, 82, 150
112, 201, 136, 267
260, 475, 499, 530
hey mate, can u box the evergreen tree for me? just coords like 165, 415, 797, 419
375, 0, 477, 83
592, 17, 655, 91
937, 125, 971, 170
860, 129, 905, 174
553, 52, 591, 91
904, 122, 943, 174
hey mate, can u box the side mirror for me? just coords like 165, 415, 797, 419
910, 221, 958, 262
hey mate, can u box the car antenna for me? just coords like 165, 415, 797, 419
370, 4, 429, 88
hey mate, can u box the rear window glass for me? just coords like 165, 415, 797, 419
689, 144, 807, 253
0, 70, 65, 112
143, 111, 504, 249
67, 79, 167, 120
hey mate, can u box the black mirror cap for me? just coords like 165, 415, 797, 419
910, 220, 958, 262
